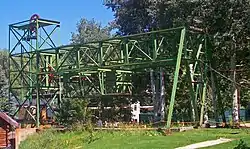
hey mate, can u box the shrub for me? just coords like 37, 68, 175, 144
234, 139, 250, 149
56, 98, 92, 127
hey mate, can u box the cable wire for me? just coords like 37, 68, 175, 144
199, 60, 250, 89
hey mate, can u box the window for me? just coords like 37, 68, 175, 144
134, 105, 137, 111
0, 120, 4, 127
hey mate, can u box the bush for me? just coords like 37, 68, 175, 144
234, 140, 250, 149
56, 98, 92, 127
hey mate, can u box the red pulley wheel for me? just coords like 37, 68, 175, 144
30, 14, 40, 22
30, 14, 40, 33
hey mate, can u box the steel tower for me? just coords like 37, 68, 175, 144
9, 14, 60, 127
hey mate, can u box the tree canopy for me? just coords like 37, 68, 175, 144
0, 50, 9, 111
111, 0, 250, 120
71, 18, 113, 44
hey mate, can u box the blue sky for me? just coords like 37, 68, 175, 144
0, 0, 114, 49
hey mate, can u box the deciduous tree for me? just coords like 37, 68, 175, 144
71, 18, 113, 44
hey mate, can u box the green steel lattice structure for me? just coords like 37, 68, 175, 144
9, 16, 212, 128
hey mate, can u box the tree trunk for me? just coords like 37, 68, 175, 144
150, 68, 165, 121
150, 69, 157, 120
159, 68, 165, 120
210, 70, 218, 122
231, 44, 239, 126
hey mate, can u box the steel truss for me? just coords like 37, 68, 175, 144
9, 15, 60, 127
9, 16, 214, 128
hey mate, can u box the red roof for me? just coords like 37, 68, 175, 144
0, 112, 19, 127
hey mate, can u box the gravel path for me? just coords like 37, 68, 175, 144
175, 138, 233, 149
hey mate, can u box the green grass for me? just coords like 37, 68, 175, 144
20, 128, 250, 149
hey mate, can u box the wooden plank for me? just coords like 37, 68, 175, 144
0, 136, 6, 138
0, 143, 7, 147
0, 126, 7, 148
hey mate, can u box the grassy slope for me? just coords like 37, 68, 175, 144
20, 128, 250, 149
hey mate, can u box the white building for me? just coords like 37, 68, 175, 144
131, 102, 154, 123
89, 102, 154, 123
131, 102, 140, 122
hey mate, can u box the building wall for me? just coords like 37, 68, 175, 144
0, 124, 8, 148
15, 128, 37, 149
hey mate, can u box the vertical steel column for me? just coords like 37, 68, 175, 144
153, 34, 157, 60
36, 19, 40, 127
125, 40, 129, 63
56, 49, 62, 108
99, 42, 105, 95
123, 40, 130, 94
21, 46, 24, 103
186, 65, 198, 122
199, 81, 207, 126
120, 43, 124, 64
199, 36, 208, 126
29, 32, 33, 108
45, 55, 49, 86
152, 34, 158, 119
8, 25, 11, 113
166, 28, 186, 128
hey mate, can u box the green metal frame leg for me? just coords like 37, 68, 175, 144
186, 66, 199, 122
166, 28, 186, 129
199, 82, 207, 126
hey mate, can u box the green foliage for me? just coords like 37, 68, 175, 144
1, 49, 28, 114
0, 50, 9, 112
20, 129, 250, 149
19, 130, 87, 149
234, 139, 250, 149
115, 0, 152, 35
71, 18, 113, 44
56, 98, 92, 127
113, 0, 250, 121
0, 97, 9, 112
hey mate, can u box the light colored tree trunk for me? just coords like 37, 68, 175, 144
150, 69, 157, 119
189, 64, 196, 122
159, 68, 165, 120
231, 45, 239, 125
150, 68, 165, 121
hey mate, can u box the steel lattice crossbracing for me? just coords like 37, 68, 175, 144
9, 16, 214, 128
9, 16, 60, 127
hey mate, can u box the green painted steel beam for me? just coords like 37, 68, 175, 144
166, 28, 186, 129
199, 82, 207, 126
36, 19, 40, 127
199, 36, 208, 126
186, 64, 199, 122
